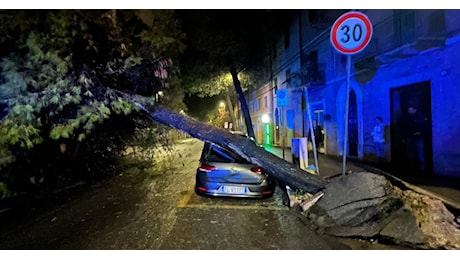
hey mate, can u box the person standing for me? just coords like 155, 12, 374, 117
308, 119, 324, 153
371, 116, 385, 162
403, 106, 428, 173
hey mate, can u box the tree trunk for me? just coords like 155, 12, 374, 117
225, 92, 237, 131
142, 104, 326, 194
229, 66, 256, 141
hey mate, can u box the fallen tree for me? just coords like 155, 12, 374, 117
131, 99, 460, 249
139, 104, 327, 194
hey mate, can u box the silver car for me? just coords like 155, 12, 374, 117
195, 142, 276, 198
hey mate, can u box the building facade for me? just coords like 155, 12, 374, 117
248, 9, 460, 177
246, 82, 274, 145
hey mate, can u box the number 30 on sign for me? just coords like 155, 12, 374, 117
330, 11, 373, 55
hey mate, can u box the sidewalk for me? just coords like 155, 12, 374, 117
264, 145, 460, 212
263, 145, 366, 179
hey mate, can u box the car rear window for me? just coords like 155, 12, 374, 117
206, 143, 246, 163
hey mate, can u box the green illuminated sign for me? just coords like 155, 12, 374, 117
265, 123, 270, 145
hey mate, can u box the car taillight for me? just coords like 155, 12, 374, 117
251, 167, 263, 174
199, 164, 216, 172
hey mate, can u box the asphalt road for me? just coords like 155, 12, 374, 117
0, 138, 405, 250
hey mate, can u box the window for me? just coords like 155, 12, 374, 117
394, 10, 416, 45
207, 143, 245, 163
264, 96, 268, 108
301, 50, 319, 84
273, 77, 278, 90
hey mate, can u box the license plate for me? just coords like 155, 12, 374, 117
223, 186, 247, 194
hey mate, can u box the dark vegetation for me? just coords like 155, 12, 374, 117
0, 10, 185, 199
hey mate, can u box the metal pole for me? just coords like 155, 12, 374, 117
281, 107, 285, 160
342, 55, 351, 178
305, 85, 320, 175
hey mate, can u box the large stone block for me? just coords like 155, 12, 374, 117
317, 172, 392, 211
308, 172, 460, 249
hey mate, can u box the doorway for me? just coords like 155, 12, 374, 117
390, 81, 432, 174
312, 104, 325, 154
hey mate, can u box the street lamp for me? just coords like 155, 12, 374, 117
261, 114, 270, 123
220, 101, 225, 109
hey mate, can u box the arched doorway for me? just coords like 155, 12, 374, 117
348, 90, 358, 157
336, 84, 363, 159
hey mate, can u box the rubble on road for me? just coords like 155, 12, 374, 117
303, 172, 460, 249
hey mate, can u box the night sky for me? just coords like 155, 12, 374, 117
184, 93, 227, 121
177, 10, 292, 121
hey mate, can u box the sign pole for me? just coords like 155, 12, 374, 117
305, 85, 320, 175
342, 55, 351, 178
281, 107, 285, 160
330, 11, 373, 178
276, 88, 288, 160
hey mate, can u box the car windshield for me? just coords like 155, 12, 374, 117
207, 143, 247, 164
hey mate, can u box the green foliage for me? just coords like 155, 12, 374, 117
0, 119, 43, 149
50, 124, 71, 140
186, 71, 253, 98
48, 99, 138, 142
0, 182, 13, 199
111, 99, 135, 115
295, 189, 306, 196
135, 10, 186, 57
0, 10, 184, 172
123, 56, 143, 68
0, 58, 28, 99
0, 144, 15, 169
159, 78, 187, 113
206, 107, 231, 129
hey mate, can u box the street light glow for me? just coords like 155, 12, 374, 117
262, 114, 270, 123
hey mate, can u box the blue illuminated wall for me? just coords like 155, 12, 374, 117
359, 38, 460, 176
249, 9, 460, 177
354, 10, 460, 177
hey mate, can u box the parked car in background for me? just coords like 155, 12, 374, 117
195, 141, 276, 198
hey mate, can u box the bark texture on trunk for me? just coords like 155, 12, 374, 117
143, 105, 326, 194
229, 67, 255, 141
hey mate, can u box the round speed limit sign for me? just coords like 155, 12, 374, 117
330, 11, 373, 55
